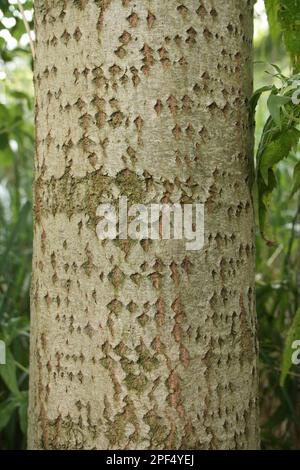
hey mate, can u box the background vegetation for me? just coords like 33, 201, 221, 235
0, 0, 300, 450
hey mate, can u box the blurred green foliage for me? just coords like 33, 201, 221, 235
0, 0, 300, 450
255, 0, 300, 449
0, 0, 33, 449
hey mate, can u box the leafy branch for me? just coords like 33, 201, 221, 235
252, 66, 300, 243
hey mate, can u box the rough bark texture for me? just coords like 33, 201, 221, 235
28, 0, 259, 450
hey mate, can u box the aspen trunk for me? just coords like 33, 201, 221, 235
28, 0, 259, 449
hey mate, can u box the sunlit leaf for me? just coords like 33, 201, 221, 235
267, 94, 291, 126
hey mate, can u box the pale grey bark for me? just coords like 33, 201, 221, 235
28, 0, 259, 449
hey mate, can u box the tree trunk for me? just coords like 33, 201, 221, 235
28, 0, 259, 450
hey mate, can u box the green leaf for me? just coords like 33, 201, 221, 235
18, 392, 28, 435
0, 398, 18, 431
0, 348, 19, 396
280, 308, 300, 386
258, 170, 277, 243
260, 127, 300, 185
291, 161, 300, 197
267, 94, 291, 126
250, 85, 274, 121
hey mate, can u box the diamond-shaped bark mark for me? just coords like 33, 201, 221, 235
95, 110, 107, 129
137, 313, 150, 327
109, 111, 124, 128
127, 146, 136, 160
140, 239, 150, 252
114, 340, 128, 357
177, 4, 189, 16
120, 72, 129, 86
74, 0, 89, 9
50, 251, 56, 269
84, 322, 95, 338
119, 30, 132, 45
62, 139, 73, 155
130, 66, 140, 87
147, 11, 156, 29
108, 266, 125, 288
171, 297, 182, 316
44, 292, 52, 307
75, 97, 86, 110
116, 239, 137, 258
196, 2, 207, 18
92, 66, 107, 86
127, 301, 138, 313
82, 67, 89, 77
174, 34, 182, 46
107, 299, 123, 314
91, 95, 105, 110
134, 115, 144, 132
158, 47, 171, 68
153, 258, 165, 273
73, 27, 82, 41
173, 323, 182, 342
186, 27, 197, 46
50, 35, 58, 47
181, 256, 192, 275
149, 272, 162, 289
178, 56, 188, 66
79, 112, 93, 129
172, 125, 181, 141
151, 336, 164, 354
130, 273, 141, 286
203, 28, 213, 41
141, 261, 149, 273
141, 43, 155, 74
209, 292, 218, 308
182, 95, 193, 112
127, 11, 139, 27
154, 99, 163, 116
210, 8, 218, 18
221, 287, 228, 305
114, 46, 127, 59
186, 124, 195, 139
92, 66, 105, 78
167, 95, 178, 115
109, 64, 122, 76
78, 135, 96, 152
61, 30, 71, 44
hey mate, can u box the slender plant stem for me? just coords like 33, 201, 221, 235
16, 0, 35, 59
